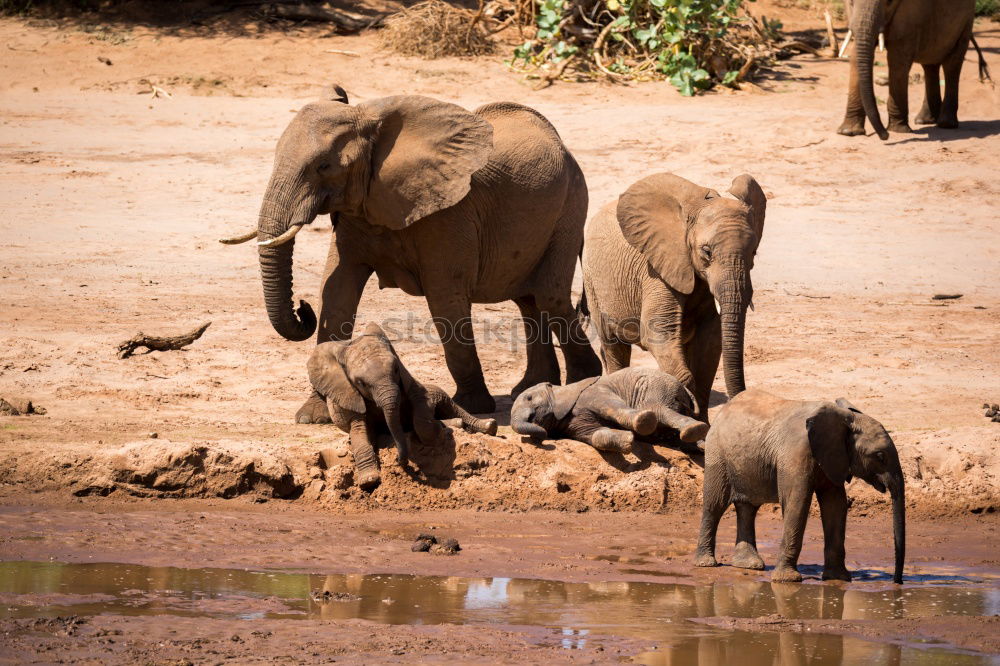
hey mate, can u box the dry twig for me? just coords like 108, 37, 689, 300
117, 322, 211, 359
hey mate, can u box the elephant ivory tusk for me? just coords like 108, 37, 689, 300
714, 298, 722, 315
748, 300, 755, 312
258, 224, 304, 247
878, 32, 884, 53
838, 29, 852, 58
218, 229, 257, 245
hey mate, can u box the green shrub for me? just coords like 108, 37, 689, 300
976, 0, 1000, 17
511, 0, 766, 95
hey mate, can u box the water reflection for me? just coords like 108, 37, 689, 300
0, 561, 996, 665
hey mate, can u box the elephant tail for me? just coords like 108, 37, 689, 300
575, 286, 591, 332
971, 35, 992, 83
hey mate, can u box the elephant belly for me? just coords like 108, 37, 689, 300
726, 462, 779, 506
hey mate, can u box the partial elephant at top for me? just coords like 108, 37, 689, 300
837, 0, 976, 139
581, 172, 766, 421
221, 89, 602, 419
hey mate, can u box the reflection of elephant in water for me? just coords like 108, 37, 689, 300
837, 0, 976, 139
307, 323, 496, 490
221, 89, 601, 418
695, 390, 905, 584
509, 367, 709, 453
582, 173, 766, 420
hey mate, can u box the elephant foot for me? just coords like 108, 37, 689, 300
632, 410, 658, 436
296, 392, 331, 424
453, 389, 496, 415
936, 117, 959, 129
914, 111, 937, 125
693, 551, 719, 567
821, 566, 852, 582
679, 421, 710, 444
837, 119, 866, 136
731, 543, 765, 570
458, 416, 498, 436
771, 565, 803, 583
355, 467, 381, 491
887, 121, 914, 134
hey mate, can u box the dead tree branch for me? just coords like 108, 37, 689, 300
117, 322, 211, 359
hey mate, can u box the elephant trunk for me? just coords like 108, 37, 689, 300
886, 467, 906, 584
716, 258, 751, 398
373, 383, 409, 466
257, 169, 318, 342
853, 0, 889, 140
511, 407, 548, 440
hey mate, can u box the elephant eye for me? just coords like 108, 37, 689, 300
875, 451, 886, 463
700, 245, 712, 262
317, 162, 332, 173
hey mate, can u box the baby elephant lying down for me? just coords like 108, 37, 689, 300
695, 389, 905, 584
307, 324, 497, 490
510, 367, 709, 453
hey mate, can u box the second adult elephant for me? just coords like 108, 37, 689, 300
837, 0, 976, 139
582, 173, 766, 420
221, 90, 601, 419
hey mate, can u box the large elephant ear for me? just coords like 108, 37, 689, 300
552, 377, 601, 420
307, 342, 366, 414
728, 174, 766, 243
617, 173, 712, 295
805, 403, 855, 485
362, 95, 494, 230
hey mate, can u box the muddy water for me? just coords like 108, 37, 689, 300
1, 561, 997, 664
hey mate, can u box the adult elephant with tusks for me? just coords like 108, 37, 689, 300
838, 0, 976, 139
221, 86, 602, 420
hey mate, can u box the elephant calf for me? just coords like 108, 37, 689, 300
307, 323, 497, 490
695, 390, 905, 584
510, 367, 709, 453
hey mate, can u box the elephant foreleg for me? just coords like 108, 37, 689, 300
685, 313, 721, 422
426, 292, 495, 414
886, 49, 914, 133
694, 447, 728, 567
655, 405, 710, 443
511, 295, 560, 398
773, 485, 812, 582
600, 340, 632, 374
837, 43, 868, 136
817, 484, 851, 581
588, 390, 658, 436
296, 255, 373, 424
914, 64, 941, 125
347, 414, 380, 490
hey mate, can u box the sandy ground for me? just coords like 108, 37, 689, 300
1, 2, 999, 662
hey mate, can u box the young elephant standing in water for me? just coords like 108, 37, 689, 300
307, 323, 497, 490
695, 390, 905, 584
510, 367, 709, 453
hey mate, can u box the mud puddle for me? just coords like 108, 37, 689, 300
1, 561, 997, 664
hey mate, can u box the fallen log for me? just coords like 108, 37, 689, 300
263, 3, 384, 31
117, 322, 211, 359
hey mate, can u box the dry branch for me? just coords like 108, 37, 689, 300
117, 322, 211, 359
263, 3, 384, 32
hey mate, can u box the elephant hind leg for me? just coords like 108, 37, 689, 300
587, 427, 635, 453
511, 295, 561, 398
297, 391, 332, 424
937, 31, 971, 129
427, 384, 498, 436
732, 502, 765, 570
914, 64, 941, 125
